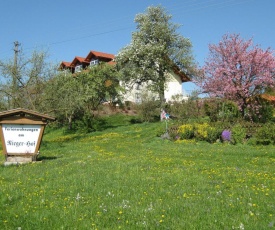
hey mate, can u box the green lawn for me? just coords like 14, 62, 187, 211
0, 116, 274, 229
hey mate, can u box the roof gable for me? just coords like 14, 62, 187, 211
70, 56, 87, 67
0, 108, 55, 121
173, 66, 191, 82
59, 61, 72, 70
85, 50, 115, 62
61, 61, 71, 67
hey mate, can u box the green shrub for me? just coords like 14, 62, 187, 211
169, 98, 205, 121
231, 124, 247, 144
168, 125, 180, 140
204, 99, 240, 122
217, 100, 238, 121
133, 92, 161, 122
248, 96, 274, 123
135, 99, 160, 122
204, 99, 220, 122
246, 137, 258, 146
206, 126, 222, 143
255, 123, 275, 145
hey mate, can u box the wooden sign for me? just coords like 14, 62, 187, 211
0, 108, 55, 164
2, 124, 41, 154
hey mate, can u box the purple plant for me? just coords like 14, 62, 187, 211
221, 130, 231, 142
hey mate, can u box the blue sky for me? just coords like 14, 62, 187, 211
1, 0, 274, 94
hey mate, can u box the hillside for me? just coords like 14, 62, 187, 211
0, 115, 274, 229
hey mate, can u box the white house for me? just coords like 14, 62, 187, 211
121, 70, 189, 103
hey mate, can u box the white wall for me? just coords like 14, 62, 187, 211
164, 71, 188, 101
121, 71, 189, 103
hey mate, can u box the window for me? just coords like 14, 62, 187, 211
90, 59, 99, 66
75, 65, 82, 73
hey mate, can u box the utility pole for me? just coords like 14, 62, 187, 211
13, 41, 20, 78
12, 41, 20, 108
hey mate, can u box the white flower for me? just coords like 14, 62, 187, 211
76, 193, 81, 201
239, 223, 244, 230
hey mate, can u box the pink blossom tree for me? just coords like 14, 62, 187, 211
199, 34, 275, 118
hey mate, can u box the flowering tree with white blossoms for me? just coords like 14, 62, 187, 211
115, 6, 196, 105
199, 34, 275, 118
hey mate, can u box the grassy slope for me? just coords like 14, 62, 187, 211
0, 115, 274, 229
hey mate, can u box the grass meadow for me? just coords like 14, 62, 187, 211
0, 115, 274, 229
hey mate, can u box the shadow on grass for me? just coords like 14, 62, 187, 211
37, 156, 59, 161
79, 115, 144, 131
44, 114, 148, 138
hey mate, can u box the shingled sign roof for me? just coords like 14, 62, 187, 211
0, 108, 55, 122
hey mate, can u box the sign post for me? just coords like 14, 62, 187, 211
0, 108, 55, 165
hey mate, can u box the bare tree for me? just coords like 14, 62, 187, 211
0, 45, 56, 111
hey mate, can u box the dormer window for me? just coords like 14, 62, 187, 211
75, 65, 82, 73
90, 59, 99, 66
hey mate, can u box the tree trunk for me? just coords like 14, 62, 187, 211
68, 114, 73, 130
158, 69, 166, 110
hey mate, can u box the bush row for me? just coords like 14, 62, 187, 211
169, 122, 275, 145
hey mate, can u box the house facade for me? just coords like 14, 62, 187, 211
59, 50, 115, 74
59, 50, 190, 103
122, 70, 189, 103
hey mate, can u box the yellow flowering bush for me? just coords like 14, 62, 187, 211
195, 123, 210, 140
178, 124, 194, 139
195, 123, 222, 143
177, 123, 222, 143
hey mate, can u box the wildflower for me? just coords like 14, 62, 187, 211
121, 200, 130, 209
249, 211, 254, 216
221, 130, 231, 142
106, 191, 115, 197
239, 223, 244, 230
145, 202, 154, 212
76, 193, 81, 201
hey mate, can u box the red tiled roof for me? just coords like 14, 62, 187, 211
85, 50, 115, 62
62, 61, 71, 67
70, 56, 86, 67
107, 61, 116, 66
58, 61, 72, 70
59, 50, 117, 74
60, 50, 191, 83
261, 94, 275, 103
